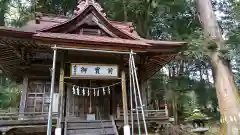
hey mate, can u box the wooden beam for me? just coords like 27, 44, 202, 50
19, 76, 28, 118
139, 62, 148, 108
1, 40, 26, 63
121, 70, 128, 125
57, 51, 65, 129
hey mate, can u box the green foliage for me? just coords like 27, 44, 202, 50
1, 0, 239, 125
36, 0, 76, 15
0, 74, 20, 109
185, 112, 209, 122
5, 0, 34, 27
181, 91, 199, 116
0, 0, 10, 26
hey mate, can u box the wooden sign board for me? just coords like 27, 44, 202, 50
70, 63, 118, 78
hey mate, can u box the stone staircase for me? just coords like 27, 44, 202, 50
65, 118, 118, 135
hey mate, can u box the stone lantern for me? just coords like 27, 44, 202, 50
185, 109, 209, 135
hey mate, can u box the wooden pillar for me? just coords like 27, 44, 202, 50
165, 103, 169, 117
147, 80, 152, 109
57, 52, 65, 128
141, 80, 147, 107
111, 88, 117, 118
66, 85, 71, 117
19, 76, 28, 117
140, 64, 147, 110
121, 70, 128, 125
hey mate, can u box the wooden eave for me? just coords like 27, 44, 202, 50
143, 39, 186, 46
145, 54, 177, 79
39, 5, 136, 39
0, 27, 35, 38
33, 32, 150, 49
0, 27, 186, 51
0, 23, 187, 81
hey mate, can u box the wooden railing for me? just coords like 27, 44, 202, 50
0, 112, 58, 120
117, 103, 169, 119
133, 109, 168, 117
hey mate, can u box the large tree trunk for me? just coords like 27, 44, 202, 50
197, 0, 240, 134
0, 6, 5, 26
0, 0, 10, 26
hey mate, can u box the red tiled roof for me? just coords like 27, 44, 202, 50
142, 39, 186, 46
39, 5, 137, 39
0, 26, 185, 49
33, 32, 150, 47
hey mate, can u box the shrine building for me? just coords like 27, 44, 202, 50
0, 0, 186, 135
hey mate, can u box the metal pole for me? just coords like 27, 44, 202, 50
47, 45, 57, 135
130, 50, 148, 135
130, 54, 141, 135
129, 54, 134, 135
52, 46, 136, 54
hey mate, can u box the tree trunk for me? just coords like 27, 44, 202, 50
196, 0, 240, 134
0, 0, 10, 26
122, 0, 127, 22
0, 5, 5, 26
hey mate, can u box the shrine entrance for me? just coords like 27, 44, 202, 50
65, 76, 122, 121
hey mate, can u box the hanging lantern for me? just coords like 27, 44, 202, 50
72, 85, 76, 95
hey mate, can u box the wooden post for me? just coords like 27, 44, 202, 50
66, 85, 71, 117
141, 81, 148, 117
165, 104, 169, 117
19, 76, 28, 118
121, 70, 128, 125
147, 80, 152, 109
141, 80, 147, 107
57, 52, 65, 129
140, 64, 147, 110
117, 104, 120, 119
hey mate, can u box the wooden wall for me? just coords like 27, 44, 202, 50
25, 80, 59, 113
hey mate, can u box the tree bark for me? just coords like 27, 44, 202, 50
196, 0, 240, 134
0, 0, 7, 26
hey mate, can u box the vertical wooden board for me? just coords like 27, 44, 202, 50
121, 70, 128, 125
53, 93, 59, 112
111, 86, 116, 117
19, 76, 28, 117
57, 51, 65, 128
66, 85, 71, 117
79, 96, 85, 119
141, 80, 147, 107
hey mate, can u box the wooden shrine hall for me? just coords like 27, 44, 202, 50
0, 0, 186, 135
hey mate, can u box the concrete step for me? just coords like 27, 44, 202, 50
66, 120, 118, 135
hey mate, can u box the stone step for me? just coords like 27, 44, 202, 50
67, 126, 116, 135
67, 121, 113, 128
66, 120, 118, 135
67, 126, 113, 130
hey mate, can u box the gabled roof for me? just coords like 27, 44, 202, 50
39, 3, 137, 39
0, 0, 186, 81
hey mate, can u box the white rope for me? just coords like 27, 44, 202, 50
65, 82, 121, 89
67, 81, 121, 96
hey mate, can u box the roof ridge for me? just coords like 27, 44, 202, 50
38, 5, 138, 40
74, 0, 105, 16
36, 12, 70, 19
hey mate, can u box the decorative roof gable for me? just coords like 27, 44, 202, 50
40, 0, 137, 39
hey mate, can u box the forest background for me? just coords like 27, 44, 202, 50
1, 0, 240, 134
